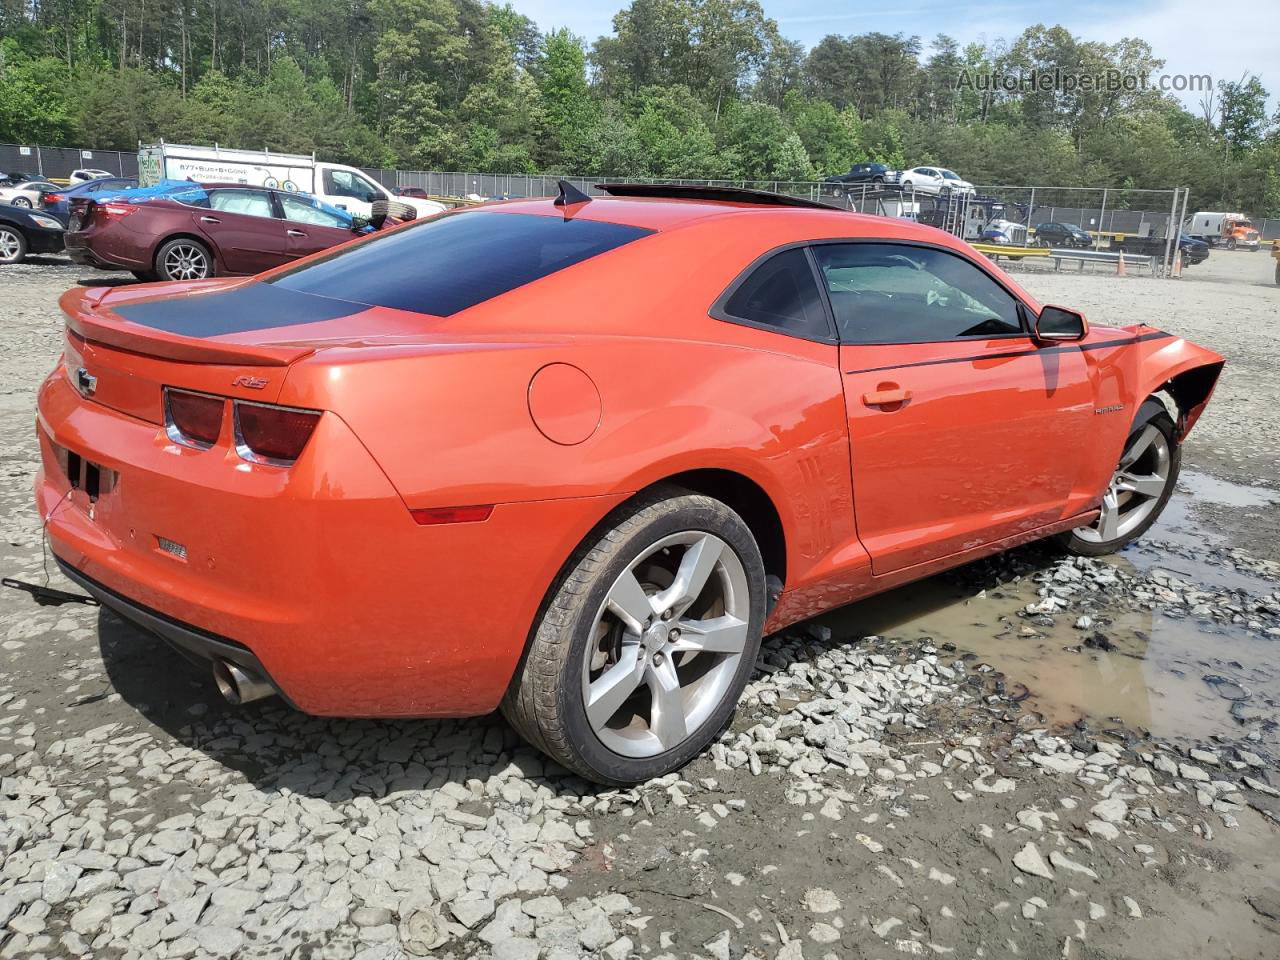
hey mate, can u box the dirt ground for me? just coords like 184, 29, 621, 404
1, 246, 1279, 960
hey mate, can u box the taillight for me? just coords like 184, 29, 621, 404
43, 193, 65, 206
164, 388, 224, 449
99, 202, 139, 222
234, 401, 321, 465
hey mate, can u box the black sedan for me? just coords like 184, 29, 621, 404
825, 162, 891, 185
1034, 222, 1094, 248
0, 204, 66, 265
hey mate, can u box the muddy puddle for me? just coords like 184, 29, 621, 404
811, 473, 1280, 749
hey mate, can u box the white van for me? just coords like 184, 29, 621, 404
137, 142, 446, 219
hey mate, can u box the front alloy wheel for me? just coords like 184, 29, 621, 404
503, 488, 766, 785
0, 226, 27, 265
1061, 408, 1179, 556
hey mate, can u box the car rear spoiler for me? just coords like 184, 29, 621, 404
60, 286, 315, 367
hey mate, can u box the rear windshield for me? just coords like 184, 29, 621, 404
270, 211, 652, 316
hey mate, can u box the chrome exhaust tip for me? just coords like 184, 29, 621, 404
212, 659, 275, 705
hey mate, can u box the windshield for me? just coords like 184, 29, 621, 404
940, 170, 960, 180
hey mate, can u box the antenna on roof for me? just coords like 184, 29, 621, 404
554, 179, 592, 213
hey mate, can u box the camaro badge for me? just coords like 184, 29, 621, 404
232, 375, 269, 390
75, 367, 97, 397
1094, 404, 1124, 416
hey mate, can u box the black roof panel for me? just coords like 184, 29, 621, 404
595, 183, 842, 211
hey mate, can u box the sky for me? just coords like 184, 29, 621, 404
515, 0, 1279, 114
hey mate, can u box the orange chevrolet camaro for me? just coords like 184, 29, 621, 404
35, 183, 1224, 784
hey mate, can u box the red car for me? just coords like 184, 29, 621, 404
64, 184, 364, 282
36, 183, 1223, 784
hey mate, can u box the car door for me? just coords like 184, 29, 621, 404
198, 188, 291, 274
277, 194, 357, 261
816, 241, 1095, 576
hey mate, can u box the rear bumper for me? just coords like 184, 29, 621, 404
54, 557, 293, 707
36, 363, 626, 717
65, 233, 147, 270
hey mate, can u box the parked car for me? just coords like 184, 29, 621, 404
66, 184, 367, 281
36, 181, 1225, 784
886, 166, 975, 196
1034, 222, 1093, 249
40, 177, 138, 221
69, 168, 115, 184
394, 185, 431, 198
0, 179, 57, 208
1114, 233, 1209, 266
0, 204, 65, 265
825, 162, 891, 185
0, 171, 42, 187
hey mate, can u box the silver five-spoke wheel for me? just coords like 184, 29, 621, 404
1076, 421, 1171, 544
1062, 405, 1180, 556
583, 531, 750, 758
502, 488, 766, 785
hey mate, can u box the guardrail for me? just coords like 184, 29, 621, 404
972, 243, 1156, 275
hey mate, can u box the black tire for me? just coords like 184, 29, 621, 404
155, 238, 213, 281
1058, 405, 1180, 557
501, 487, 767, 785
0, 226, 28, 265
872, 175, 884, 183
1227, 238, 1236, 251
11, 197, 32, 209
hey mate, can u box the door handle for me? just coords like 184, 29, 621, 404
199, 216, 221, 224
862, 388, 911, 407
286, 229, 306, 237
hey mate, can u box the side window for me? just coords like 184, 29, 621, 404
812, 243, 1024, 344
208, 189, 273, 218
719, 248, 830, 341
280, 195, 348, 228
324, 169, 382, 202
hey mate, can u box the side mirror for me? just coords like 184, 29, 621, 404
1035, 305, 1088, 342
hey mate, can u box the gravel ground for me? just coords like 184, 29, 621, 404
2, 250, 1279, 960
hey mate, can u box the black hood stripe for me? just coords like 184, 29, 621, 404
113, 283, 365, 338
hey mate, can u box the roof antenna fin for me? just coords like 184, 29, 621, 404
554, 179, 592, 214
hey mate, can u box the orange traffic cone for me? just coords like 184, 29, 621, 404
1172, 249, 1183, 278
1116, 251, 1126, 277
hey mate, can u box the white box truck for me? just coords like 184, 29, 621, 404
137, 142, 446, 219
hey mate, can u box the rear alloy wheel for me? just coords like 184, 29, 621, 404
502, 488, 766, 785
10, 197, 32, 209
0, 226, 27, 265
1060, 410, 1180, 556
156, 238, 213, 281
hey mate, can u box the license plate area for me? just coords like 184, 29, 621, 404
59, 447, 117, 501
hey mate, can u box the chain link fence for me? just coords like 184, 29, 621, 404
6, 142, 1280, 243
